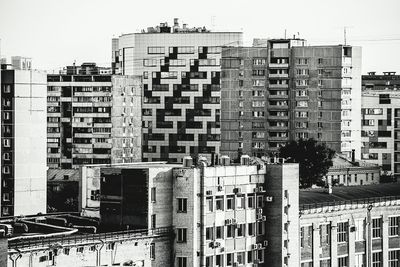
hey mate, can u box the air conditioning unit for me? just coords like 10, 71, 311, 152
206, 190, 213, 196
262, 216, 267, 221
218, 186, 223, 191
231, 218, 237, 224
258, 186, 264, 192
214, 242, 221, 247
265, 196, 273, 202
252, 244, 258, 250
257, 243, 263, 249
225, 219, 231, 225
258, 208, 263, 214
257, 214, 263, 220
233, 188, 241, 194
263, 240, 268, 247
183, 156, 193, 167
253, 188, 259, 193
350, 225, 356, 232
209, 242, 214, 248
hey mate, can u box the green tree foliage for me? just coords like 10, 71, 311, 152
279, 139, 335, 188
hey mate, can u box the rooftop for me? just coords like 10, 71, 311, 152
300, 183, 400, 205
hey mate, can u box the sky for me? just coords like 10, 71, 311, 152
1, 0, 399, 74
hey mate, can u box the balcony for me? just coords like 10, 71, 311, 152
268, 94, 288, 100
268, 116, 289, 120
268, 84, 289, 89
268, 136, 289, 141
269, 74, 289, 78
268, 105, 288, 110
269, 63, 289, 68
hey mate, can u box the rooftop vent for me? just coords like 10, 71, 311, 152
183, 156, 193, 168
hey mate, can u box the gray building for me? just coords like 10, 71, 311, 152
220, 39, 362, 161
47, 63, 142, 169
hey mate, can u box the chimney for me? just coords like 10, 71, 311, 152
174, 18, 179, 27
351, 149, 355, 162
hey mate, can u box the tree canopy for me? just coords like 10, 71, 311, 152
278, 138, 335, 188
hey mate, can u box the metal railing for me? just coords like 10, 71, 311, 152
300, 195, 400, 213
9, 226, 173, 250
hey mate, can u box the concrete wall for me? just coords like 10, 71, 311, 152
111, 75, 142, 163
13, 69, 47, 215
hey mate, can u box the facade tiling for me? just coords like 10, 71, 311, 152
361, 72, 400, 180
220, 39, 362, 161
46, 63, 142, 169
0, 63, 47, 217
112, 19, 243, 163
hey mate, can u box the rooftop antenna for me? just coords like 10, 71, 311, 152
344, 27, 347, 45
211, 15, 216, 30
284, 29, 287, 39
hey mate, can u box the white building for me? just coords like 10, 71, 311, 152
1, 63, 47, 216
112, 19, 243, 163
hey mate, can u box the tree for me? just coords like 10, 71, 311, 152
278, 138, 335, 188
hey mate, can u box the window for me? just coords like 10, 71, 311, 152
389, 216, 400, 236
226, 253, 233, 266
216, 196, 224, 211
237, 252, 245, 265
205, 256, 213, 267
206, 227, 214, 240
150, 243, 155, 260
206, 197, 213, 212
355, 254, 365, 267
177, 257, 187, 267
90, 190, 100, 201
247, 222, 255, 236
227, 225, 235, 238
372, 252, 382, 267
320, 224, 331, 246
237, 224, 245, 237
177, 198, 187, 213
372, 218, 382, 238
338, 256, 348, 267
177, 228, 187, 243
296, 58, 309, 65
253, 58, 266, 65
247, 251, 254, 263
253, 79, 265, 86
2, 193, 10, 201
236, 196, 245, 209
3, 139, 11, 147
248, 194, 255, 208
337, 222, 349, 243
151, 187, 156, 202
300, 225, 313, 248
216, 226, 224, 239
389, 250, 399, 267
296, 101, 308, 107
216, 254, 223, 266
257, 221, 265, 235
151, 214, 156, 229
148, 46, 165, 54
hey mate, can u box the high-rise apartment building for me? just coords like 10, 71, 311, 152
112, 19, 243, 163
220, 39, 362, 160
361, 71, 400, 180
1, 62, 47, 216
47, 63, 142, 169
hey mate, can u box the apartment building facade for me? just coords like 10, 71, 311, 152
0, 63, 47, 216
361, 72, 400, 180
112, 19, 243, 163
299, 184, 400, 267
220, 39, 362, 160
80, 159, 300, 267
47, 63, 142, 169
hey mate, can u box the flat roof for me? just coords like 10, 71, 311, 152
300, 183, 400, 205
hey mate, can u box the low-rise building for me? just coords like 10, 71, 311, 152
299, 183, 400, 267
323, 154, 381, 186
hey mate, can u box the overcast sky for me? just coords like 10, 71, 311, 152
1, 0, 399, 74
